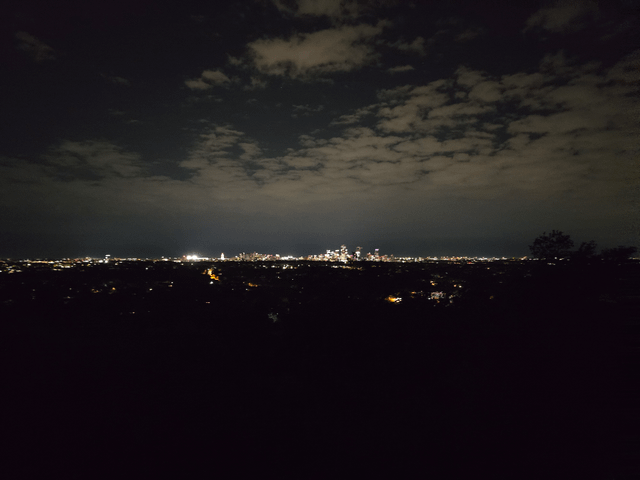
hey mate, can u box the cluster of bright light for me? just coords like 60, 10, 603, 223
171, 247, 537, 263
205, 268, 220, 281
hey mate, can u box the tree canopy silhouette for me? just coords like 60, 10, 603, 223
529, 230, 574, 259
600, 245, 638, 262
572, 240, 598, 261
529, 232, 637, 262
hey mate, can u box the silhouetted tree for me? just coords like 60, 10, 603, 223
573, 240, 598, 261
529, 230, 574, 259
600, 245, 637, 262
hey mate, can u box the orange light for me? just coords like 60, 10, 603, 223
204, 268, 220, 281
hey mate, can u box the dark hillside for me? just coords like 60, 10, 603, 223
2, 260, 635, 478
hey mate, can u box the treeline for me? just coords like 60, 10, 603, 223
529, 229, 637, 261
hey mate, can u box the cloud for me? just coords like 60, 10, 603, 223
272, 0, 362, 19
104, 75, 131, 86
304, 51, 638, 220
455, 65, 487, 88
292, 104, 325, 117
376, 80, 452, 133
15, 31, 55, 61
387, 65, 415, 74
181, 124, 245, 170
468, 80, 503, 103
376, 84, 413, 103
247, 22, 389, 78
185, 69, 231, 90
0, 151, 191, 252
228, 55, 244, 66
330, 105, 377, 125
239, 142, 262, 160
390, 37, 426, 55
606, 49, 640, 85
455, 28, 484, 42
201, 70, 231, 85
244, 76, 268, 90
185, 78, 211, 90
370, 74, 500, 128
45, 140, 145, 179
525, 0, 599, 32
179, 125, 282, 201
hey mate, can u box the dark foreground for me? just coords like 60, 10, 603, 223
2, 260, 637, 478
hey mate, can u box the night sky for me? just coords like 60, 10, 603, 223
2, 0, 638, 258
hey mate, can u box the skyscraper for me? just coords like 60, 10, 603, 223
340, 244, 348, 262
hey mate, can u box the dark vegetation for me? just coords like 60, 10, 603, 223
529, 230, 637, 263
2, 250, 638, 478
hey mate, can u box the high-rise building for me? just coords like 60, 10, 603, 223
340, 244, 348, 262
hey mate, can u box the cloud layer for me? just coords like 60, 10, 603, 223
5, 50, 634, 248
2, 0, 638, 256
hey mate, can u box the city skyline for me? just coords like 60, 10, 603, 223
2, 0, 638, 259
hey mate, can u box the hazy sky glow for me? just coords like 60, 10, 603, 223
2, 0, 638, 258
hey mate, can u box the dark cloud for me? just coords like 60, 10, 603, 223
389, 36, 426, 55
271, 0, 366, 20
455, 28, 484, 42
104, 75, 131, 86
524, 0, 599, 32
15, 31, 55, 61
387, 65, 414, 74
185, 69, 232, 90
